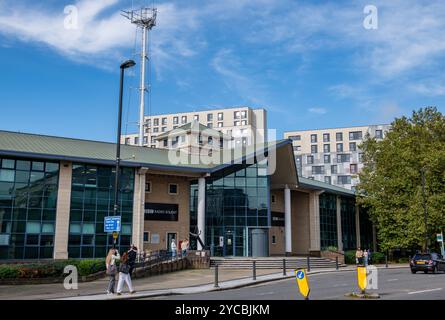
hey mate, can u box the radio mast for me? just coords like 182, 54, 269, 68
122, 7, 157, 146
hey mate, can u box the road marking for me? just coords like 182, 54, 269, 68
256, 291, 275, 296
408, 288, 442, 295
387, 279, 398, 282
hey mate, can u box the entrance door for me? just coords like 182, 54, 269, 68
224, 230, 234, 256
251, 229, 268, 257
166, 232, 177, 251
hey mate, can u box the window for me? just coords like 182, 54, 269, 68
168, 184, 178, 195
125, 138, 130, 145
307, 155, 314, 164
143, 136, 148, 144
146, 119, 151, 127
337, 154, 351, 163
153, 127, 159, 133
181, 135, 186, 143
143, 232, 150, 243
311, 134, 317, 143
217, 112, 223, 121
194, 115, 199, 121
181, 116, 187, 124
134, 137, 139, 145
324, 155, 331, 164
288, 135, 301, 141
207, 114, 213, 121
271, 195, 276, 203
163, 139, 168, 147
219, 138, 224, 148
173, 117, 178, 124
242, 137, 248, 145
208, 136, 213, 145
145, 128, 151, 133
241, 120, 247, 126
272, 235, 276, 245
153, 118, 159, 126
161, 127, 167, 132
207, 123, 213, 128
375, 130, 383, 139
349, 131, 363, 140
323, 133, 330, 142
151, 145, 156, 148
312, 166, 325, 174
349, 142, 357, 151
217, 122, 223, 128
172, 136, 179, 147
337, 175, 351, 185
162, 118, 167, 125
336, 132, 343, 141
295, 156, 302, 168
323, 144, 330, 153
151, 136, 157, 143
350, 164, 358, 174
324, 176, 331, 184
293, 146, 302, 152
234, 121, 240, 126
145, 181, 151, 192
331, 165, 338, 174
336, 143, 343, 152
173, 126, 178, 129
241, 110, 247, 119
359, 153, 364, 162
234, 111, 241, 119
311, 145, 318, 153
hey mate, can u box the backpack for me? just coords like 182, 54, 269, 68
119, 263, 130, 274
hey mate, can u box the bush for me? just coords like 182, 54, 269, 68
0, 259, 106, 279
344, 250, 356, 264
397, 257, 409, 263
325, 246, 338, 252
370, 252, 385, 264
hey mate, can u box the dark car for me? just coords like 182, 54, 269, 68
410, 253, 445, 274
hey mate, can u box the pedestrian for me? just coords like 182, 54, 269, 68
105, 248, 120, 295
367, 249, 372, 265
180, 239, 187, 257
364, 249, 369, 266
116, 252, 135, 295
127, 244, 138, 277
171, 239, 177, 258
355, 247, 364, 265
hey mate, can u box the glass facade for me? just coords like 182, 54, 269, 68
68, 163, 134, 258
190, 161, 270, 257
319, 193, 338, 249
0, 157, 59, 259
340, 197, 357, 250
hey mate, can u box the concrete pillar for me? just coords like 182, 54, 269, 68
284, 185, 292, 255
355, 205, 361, 249
309, 191, 322, 252
53, 161, 72, 260
132, 168, 147, 252
197, 177, 206, 250
336, 196, 343, 252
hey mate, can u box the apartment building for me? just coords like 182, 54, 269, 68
121, 106, 267, 149
284, 124, 391, 190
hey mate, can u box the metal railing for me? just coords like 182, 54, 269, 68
132, 250, 187, 271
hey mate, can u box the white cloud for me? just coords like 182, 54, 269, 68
308, 108, 327, 115
410, 83, 445, 97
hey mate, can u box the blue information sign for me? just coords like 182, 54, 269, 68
104, 216, 121, 233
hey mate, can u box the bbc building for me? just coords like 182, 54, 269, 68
0, 130, 374, 260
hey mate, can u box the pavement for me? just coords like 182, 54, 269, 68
0, 264, 408, 300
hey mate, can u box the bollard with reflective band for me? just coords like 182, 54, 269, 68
295, 269, 310, 300
357, 266, 367, 293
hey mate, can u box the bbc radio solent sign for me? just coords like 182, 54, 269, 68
144, 203, 179, 221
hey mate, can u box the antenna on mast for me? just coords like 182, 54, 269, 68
122, 7, 157, 147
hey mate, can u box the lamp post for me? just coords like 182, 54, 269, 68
421, 166, 428, 252
113, 60, 136, 247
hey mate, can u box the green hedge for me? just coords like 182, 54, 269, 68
0, 259, 106, 279
344, 251, 386, 264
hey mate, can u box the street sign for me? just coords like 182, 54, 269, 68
112, 231, 119, 240
437, 233, 443, 242
104, 216, 121, 233
295, 269, 310, 300
357, 266, 367, 293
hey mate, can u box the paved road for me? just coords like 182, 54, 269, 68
146, 268, 445, 300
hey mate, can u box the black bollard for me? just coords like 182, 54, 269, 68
283, 259, 286, 276
214, 264, 219, 288
253, 260, 257, 280
385, 254, 388, 268
307, 256, 311, 272
336, 256, 339, 270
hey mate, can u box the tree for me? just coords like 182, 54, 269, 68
357, 107, 445, 251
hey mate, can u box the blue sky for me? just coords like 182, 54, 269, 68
1, 0, 444, 142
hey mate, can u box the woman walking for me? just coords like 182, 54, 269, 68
117, 252, 135, 295
105, 248, 120, 295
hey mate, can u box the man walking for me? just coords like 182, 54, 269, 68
127, 244, 138, 277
